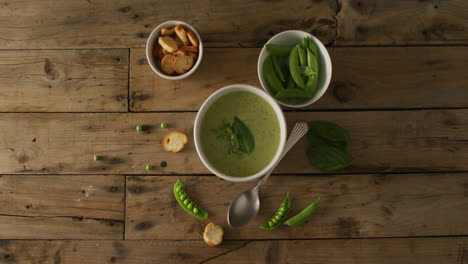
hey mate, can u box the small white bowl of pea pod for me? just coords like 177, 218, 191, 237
257, 30, 332, 108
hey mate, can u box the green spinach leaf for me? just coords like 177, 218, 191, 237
306, 121, 352, 171
231, 117, 255, 155
215, 117, 255, 156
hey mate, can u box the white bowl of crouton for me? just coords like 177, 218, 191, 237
146, 21, 202, 80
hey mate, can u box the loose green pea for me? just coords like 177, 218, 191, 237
93, 155, 101, 161
161, 122, 167, 128
146, 164, 152, 171
136, 125, 143, 131
260, 193, 290, 230
173, 180, 208, 219
284, 197, 320, 227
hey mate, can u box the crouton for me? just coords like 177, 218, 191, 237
158, 36, 178, 53
181, 46, 198, 53
173, 55, 194, 75
187, 31, 199, 47
203, 222, 223, 247
160, 54, 176, 75
161, 27, 175, 36
162, 131, 188, 153
175, 24, 189, 46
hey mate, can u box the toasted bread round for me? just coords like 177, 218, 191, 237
203, 222, 223, 247
161, 27, 175, 36
181, 46, 198, 53
175, 24, 189, 46
160, 54, 176, 75
158, 36, 178, 53
187, 52, 198, 60
162, 131, 188, 153
173, 55, 194, 75
173, 49, 187, 56
153, 44, 163, 60
174, 36, 184, 48
162, 48, 170, 55
187, 31, 199, 47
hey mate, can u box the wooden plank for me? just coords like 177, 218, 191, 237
336, 0, 468, 45
0, 49, 128, 112
0, 175, 124, 239
0, 110, 466, 174
0, 237, 466, 263
125, 173, 468, 240
0, 0, 336, 49
130, 47, 468, 111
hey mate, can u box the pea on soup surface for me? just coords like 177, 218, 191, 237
200, 91, 281, 177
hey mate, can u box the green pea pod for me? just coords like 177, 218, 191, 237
289, 47, 305, 89
302, 37, 309, 49
275, 88, 309, 99
272, 56, 286, 82
260, 193, 290, 230
173, 180, 208, 219
305, 75, 318, 98
297, 44, 306, 66
284, 197, 320, 227
308, 37, 319, 57
305, 49, 319, 97
286, 74, 295, 89
307, 49, 318, 72
265, 44, 294, 56
263, 56, 285, 94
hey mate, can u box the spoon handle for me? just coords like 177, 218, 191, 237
255, 122, 309, 190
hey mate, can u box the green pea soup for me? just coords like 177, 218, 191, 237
200, 91, 281, 177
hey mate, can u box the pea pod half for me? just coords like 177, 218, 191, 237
265, 44, 293, 56
284, 197, 320, 227
275, 88, 309, 99
173, 180, 208, 219
289, 46, 306, 89
260, 193, 290, 230
263, 56, 285, 94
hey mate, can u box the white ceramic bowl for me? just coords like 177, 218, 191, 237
194, 84, 287, 182
146, 20, 203, 80
257, 30, 332, 108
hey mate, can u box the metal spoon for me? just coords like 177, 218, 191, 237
227, 122, 309, 228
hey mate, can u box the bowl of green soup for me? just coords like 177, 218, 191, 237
194, 84, 287, 182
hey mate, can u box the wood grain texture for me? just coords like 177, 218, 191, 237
125, 173, 468, 240
0, 175, 124, 239
0, 49, 128, 112
130, 47, 468, 111
0, 110, 466, 174
0, 0, 336, 49
0, 237, 466, 263
336, 0, 468, 45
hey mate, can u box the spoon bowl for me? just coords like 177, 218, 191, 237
227, 188, 260, 228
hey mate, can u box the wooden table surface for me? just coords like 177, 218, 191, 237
0, 0, 467, 263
